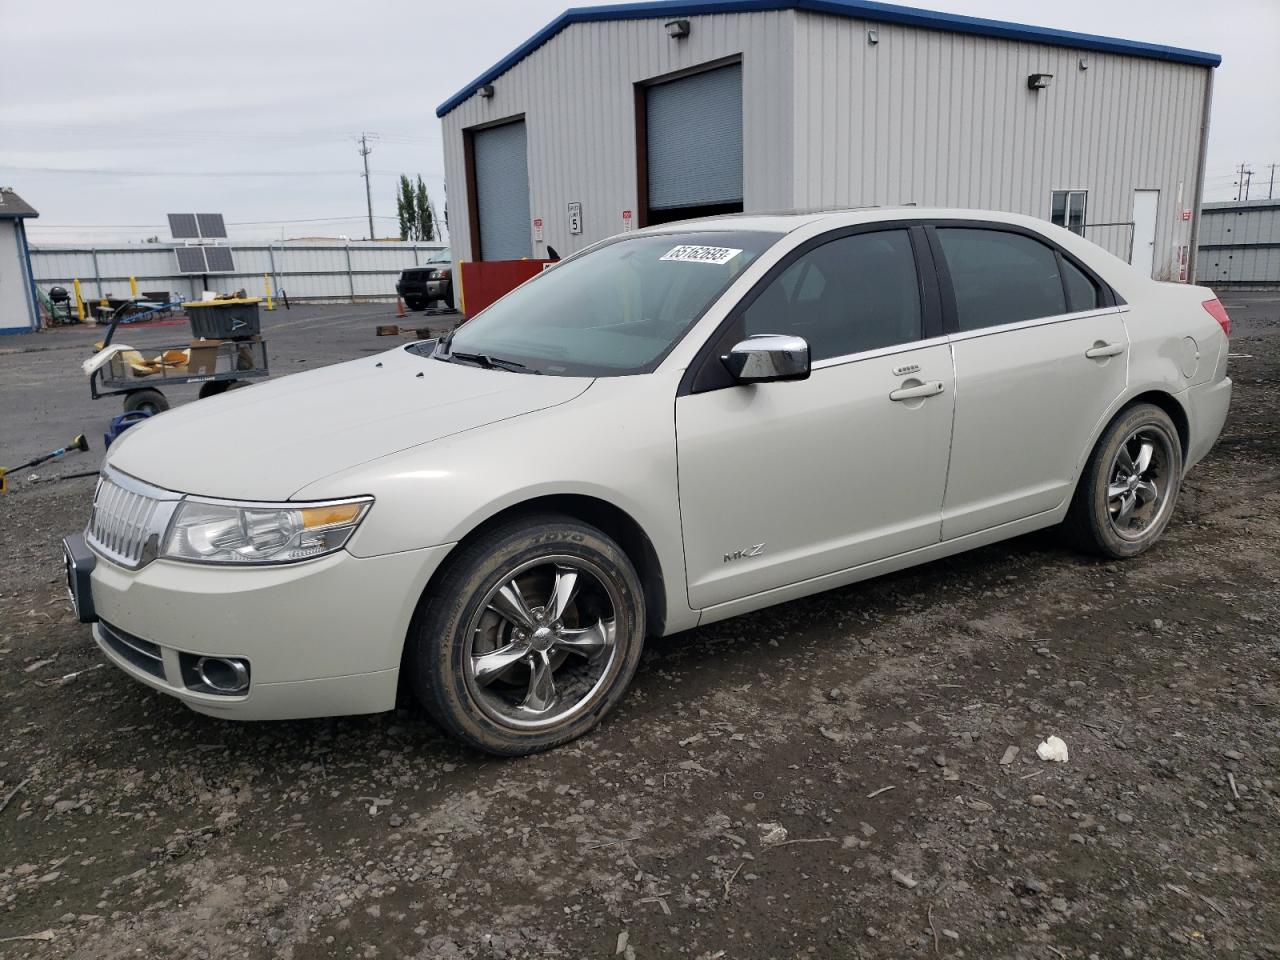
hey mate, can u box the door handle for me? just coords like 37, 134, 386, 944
889, 380, 945, 402
1085, 342, 1126, 359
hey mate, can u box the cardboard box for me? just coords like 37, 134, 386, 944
187, 339, 227, 376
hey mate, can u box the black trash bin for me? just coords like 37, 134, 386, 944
185, 298, 262, 340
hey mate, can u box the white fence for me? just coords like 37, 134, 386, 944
29, 241, 447, 303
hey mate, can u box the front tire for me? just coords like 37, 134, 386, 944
409, 515, 646, 755
1064, 403, 1183, 558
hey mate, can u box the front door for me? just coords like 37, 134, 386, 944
931, 226, 1129, 539
675, 227, 954, 610
1131, 189, 1160, 278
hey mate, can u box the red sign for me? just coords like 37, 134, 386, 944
1181, 209, 1192, 221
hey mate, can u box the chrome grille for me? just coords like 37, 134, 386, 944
86, 468, 182, 569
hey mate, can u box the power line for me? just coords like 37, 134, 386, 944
0, 120, 437, 144
29, 215, 400, 229
1, 164, 424, 178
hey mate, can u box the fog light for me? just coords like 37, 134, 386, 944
182, 654, 251, 695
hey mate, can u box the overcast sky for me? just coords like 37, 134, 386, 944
3, 0, 1276, 245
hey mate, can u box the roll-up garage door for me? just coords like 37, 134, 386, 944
472, 120, 532, 261
646, 63, 743, 216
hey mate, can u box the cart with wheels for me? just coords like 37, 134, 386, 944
88, 298, 270, 414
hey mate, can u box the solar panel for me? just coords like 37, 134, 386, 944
175, 247, 207, 273
196, 213, 227, 238
168, 213, 200, 239
203, 246, 235, 273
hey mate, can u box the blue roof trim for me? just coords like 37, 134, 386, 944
435, 0, 1221, 118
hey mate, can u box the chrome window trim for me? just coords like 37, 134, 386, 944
809, 334, 951, 372
945, 307, 1120, 345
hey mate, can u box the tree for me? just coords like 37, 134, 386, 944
414, 175, 434, 242
396, 174, 415, 241
397, 174, 440, 241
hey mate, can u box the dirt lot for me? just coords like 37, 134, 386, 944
1, 295, 1277, 959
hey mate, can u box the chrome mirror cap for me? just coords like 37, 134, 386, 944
721, 334, 811, 384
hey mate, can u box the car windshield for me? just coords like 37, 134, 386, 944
426, 248, 451, 264
435, 230, 778, 376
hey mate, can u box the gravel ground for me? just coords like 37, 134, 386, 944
0, 293, 1276, 959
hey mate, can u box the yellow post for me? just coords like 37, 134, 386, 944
262, 273, 275, 311
73, 278, 86, 321
456, 260, 466, 317
129, 275, 139, 298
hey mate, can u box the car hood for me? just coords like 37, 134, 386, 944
106, 345, 593, 500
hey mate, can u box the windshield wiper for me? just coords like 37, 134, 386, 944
446, 351, 534, 373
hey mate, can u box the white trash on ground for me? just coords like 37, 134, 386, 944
1036, 735, 1069, 762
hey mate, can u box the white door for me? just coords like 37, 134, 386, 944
675, 229, 955, 609
932, 227, 1129, 539
1131, 190, 1159, 278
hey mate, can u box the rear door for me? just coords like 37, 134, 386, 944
675, 226, 955, 609
930, 225, 1128, 539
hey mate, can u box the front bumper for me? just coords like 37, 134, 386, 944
84, 542, 453, 720
396, 280, 448, 301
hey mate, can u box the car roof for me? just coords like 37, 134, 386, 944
636, 206, 1056, 236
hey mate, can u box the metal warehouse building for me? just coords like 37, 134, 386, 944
438, 0, 1220, 286
1196, 199, 1280, 289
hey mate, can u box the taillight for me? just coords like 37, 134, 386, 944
1202, 298, 1230, 338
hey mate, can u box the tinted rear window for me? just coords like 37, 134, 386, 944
937, 228, 1067, 330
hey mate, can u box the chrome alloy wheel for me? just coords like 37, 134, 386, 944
1107, 427, 1175, 540
462, 556, 620, 730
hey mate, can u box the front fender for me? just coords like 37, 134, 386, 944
293, 373, 696, 629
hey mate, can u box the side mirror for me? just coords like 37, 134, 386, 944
721, 334, 810, 384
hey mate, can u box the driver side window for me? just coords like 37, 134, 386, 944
739, 230, 923, 362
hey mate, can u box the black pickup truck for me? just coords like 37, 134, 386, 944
395, 248, 453, 311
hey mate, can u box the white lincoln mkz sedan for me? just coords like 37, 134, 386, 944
64, 208, 1232, 755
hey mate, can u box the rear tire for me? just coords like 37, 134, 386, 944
409, 515, 645, 756
1064, 403, 1183, 558
123, 388, 168, 415
405, 297, 426, 312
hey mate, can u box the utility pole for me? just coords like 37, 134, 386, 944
1268, 163, 1277, 201
1235, 162, 1255, 202
356, 132, 379, 240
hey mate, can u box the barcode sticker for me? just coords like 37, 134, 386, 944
660, 245, 743, 265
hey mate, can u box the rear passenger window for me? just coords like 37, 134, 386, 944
1060, 255, 1101, 312
740, 230, 922, 361
937, 228, 1067, 330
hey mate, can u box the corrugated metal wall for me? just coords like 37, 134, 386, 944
1196, 199, 1280, 287
441, 8, 1211, 283
29, 242, 446, 302
790, 12, 1210, 280
0, 222, 33, 332
442, 10, 796, 265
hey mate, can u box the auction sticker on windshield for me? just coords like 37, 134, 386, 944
659, 245, 743, 265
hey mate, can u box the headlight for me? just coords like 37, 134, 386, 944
160, 497, 371, 565
429, 268, 451, 280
